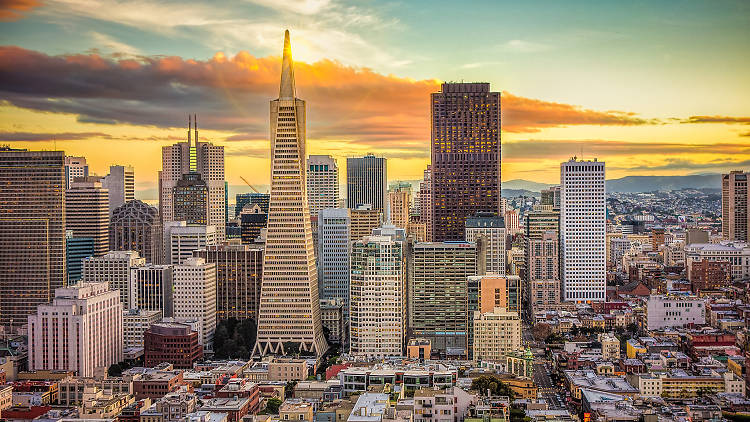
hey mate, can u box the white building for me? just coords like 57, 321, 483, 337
172, 257, 217, 350
349, 234, 405, 359
64, 156, 88, 190
504, 209, 520, 235
684, 242, 750, 281
306, 155, 339, 218
646, 295, 706, 330
101, 165, 135, 216
123, 308, 162, 349
28, 282, 123, 377
560, 158, 606, 302
317, 208, 351, 313
164, 222, 218, 265
472, 307, 522, 362
83, 251, 145, 309
465, 213, 506, 276
130, 264, 173, 315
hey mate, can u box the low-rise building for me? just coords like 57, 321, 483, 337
268, 358, 308, 382
199, 397, 251, 422
645, 295, 706, 330
413, 387, 475, 422
124, 309, 163, 350
144, 322, 203, 369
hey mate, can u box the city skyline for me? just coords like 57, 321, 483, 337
1, 1, 749, 201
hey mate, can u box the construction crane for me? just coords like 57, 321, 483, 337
239, 176, 263, 194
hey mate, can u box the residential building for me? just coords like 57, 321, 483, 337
685, 242, 750, 281
268, 358, 308, 382
317, 208, 351, 311
319, 299, 344, 344
465, 213, 506, 275
110, 200, 163, 264
690, 259, 731, 292
164, 222, 218, 265
472, 307, 522, 362
504, 209, 520, 235
347, 154, 387, 212
123, 308, 162, 349
64, 156, 88, 189
194, 244, 263, 321
599, 333, 620, 361
172, 257, 216, 349
560, 158, 606, 302
0, 149, 66, 329
101, 165, 135, 216
467, 275, 520, 358
431, 83, 501, 242
27, 282, 123, 377
83, 251, 145, 309
723, 171, 749, 242
144, 322, 203, 369
413, 387, 475, 422
307, 155, 339, 218
645, 295, 706, 330
253, 31, 328, 357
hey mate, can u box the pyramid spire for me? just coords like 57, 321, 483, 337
279, 29, 296, 99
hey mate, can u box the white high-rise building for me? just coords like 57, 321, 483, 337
159, 116, 225, 241
465, 213, 506, 275
83, 251, 145, 309
101, 165, 135, 216
130, 265, 173, 315
28, 282, 123, 378
317, 208, 351, 313
307, 155, 339, 218
66, 179, 110, 257
172, 257, 217, 350
64, 156, 88, 190
560, 158, 606, 302
349, 234, 405, 359
164, 222, 218, 264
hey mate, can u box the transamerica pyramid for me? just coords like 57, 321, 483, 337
252, 30, 329, 357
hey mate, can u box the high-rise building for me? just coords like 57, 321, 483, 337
408, 241, 485, 358
347, 154, 387, 212
239, 204, 267, 244
467, 275, 519, 359
66, 179, 110, 257
317, 208, 351, 312
431, 83, 501, 242
172, 257, 217, 349
560, 158, 606, 302
83, 251, 145, 309
465, 213, 506, 275
722, 171, 749, 242
307, 155, 339, 218
110, 200, 163, 264
540, 186, 561, 208
350, 205, 382, 241
0, 149, 66, 329
235, 193, 270, 217
173, 172, 209, 225
388, 187, 411, 229
64, 156, 88, 190
350, 234, 405, 358
160, 116, 225, 240
123, 308, 162, 349
164, 222, 218, 265
194, 244, 264, 321
472, 307, 521, 362
419, 166, 433, 241
527, 231, 560, 314
130, 265, 173, 315
253, 31, 328, 357
27, 282, 123, 378
504, 209, 520, 235
101, 165, 135, 215
525, 209, 559, 240
66, 231, 94, 284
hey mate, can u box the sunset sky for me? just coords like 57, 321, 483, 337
1, 0, 749, 200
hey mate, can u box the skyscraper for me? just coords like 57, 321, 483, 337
431, 83, 501, 241
419, 166, 432, 241
722, 171, 749, 242
173, 172, 209, 225
64, 156, 88, 190
388, 187, 411, 229
317, 208, 351, 312
130, 264, 173, 315
172, 257, 217, 350
465, 213, 506, 275
527, 231, 560, 313
83, 251, 145, 309
110, 200, 163, 264
66, 231, 94, 284
560, 158, 606, 302
164, 223, 218, 265
347, 154, 387, 212
253, 31, 328, 357
66, 179, 110, 257
101, 165, 135, 215
350, 205, 382, 241
160, 116, 225, 240
307, 155, 339, 218
0, 149, 66, 329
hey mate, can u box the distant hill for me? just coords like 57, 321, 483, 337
605, 174, 721, 193
503, 179, 554, 192
502, 188, 540, 198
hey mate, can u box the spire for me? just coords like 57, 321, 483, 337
190, 113, 198, 172
279, 29, 296, 99
187, 114, 192, 145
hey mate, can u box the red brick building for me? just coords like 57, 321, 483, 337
690, 259, 731, 292
144, 322, 203, 369
216, 379, 260, 414
132, 370, 186, 400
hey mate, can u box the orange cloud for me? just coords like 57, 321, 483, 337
682, 116, 750, 124
0, 0, 40, 21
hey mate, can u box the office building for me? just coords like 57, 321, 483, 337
307, 155, 339, 218
525, 209, 560, 240
110, 200, 163, 264
123, 308, 162, 349
194, 244, 264, 321
350, 235, 405, 358
27, 282, 123, 377
347, 154, 387, 212
419, 166, 433, 241
317, 208, 351, 311
235, 193, 269, 217
467, 275, 519, 359
239, 204, 267, 244
431, 83, 501, 241
388, 186, 411, 229
66, 179, 110, 257
0, 149, 66, 329
253, 31, 328, 357
164, 222, 218, 265
66, 232, 95, 284
645, 295, 706, 330
560, 158, 606, 302
472, 307, 522, 362
160, 115, 225, 240
101, 165, 135, 215
504, 209, 520, 235
83, 251, 145, 309
64, 156, 88, 189
131, 265, 173, 315
465, 213, 506, 275
144, 322, 203, 369
527, 231, 561, 314
350, 205, 382, 241
173, 172, 209, 225
172, 257, 216, 349
722, 171, 749, 242
540, 186, 561, 208
408, 241, 484, 357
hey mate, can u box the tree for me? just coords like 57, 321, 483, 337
471, 375, 516, 399
213, 318, 256, 359
532, 323, 553, 342
264, 398, 282, 414
108, 363, 122, 377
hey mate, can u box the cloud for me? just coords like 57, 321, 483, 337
0, 0, 40, 21
89, 32, 142, 57
0, 131, 113, 142
503, 39, 550, 53
0, 46, 662, 151
681, 115, 750, 124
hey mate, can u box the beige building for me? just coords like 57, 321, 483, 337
350, 206, 382, 241
268, 358, 308, 382
465, 213, 506, 276
172, 257, 217, 350
527, 231, 560, 313
388, 188, 411, 229
472, 307, 522, 362
253, 31, 328, 357
83, 251, 145, 309
599, 333, 620, 361
306, 155, 339, 218
66, 179, 110, 257
123, 308, 162, 349
722, 171, 749, 242
0, 385, 12, 415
